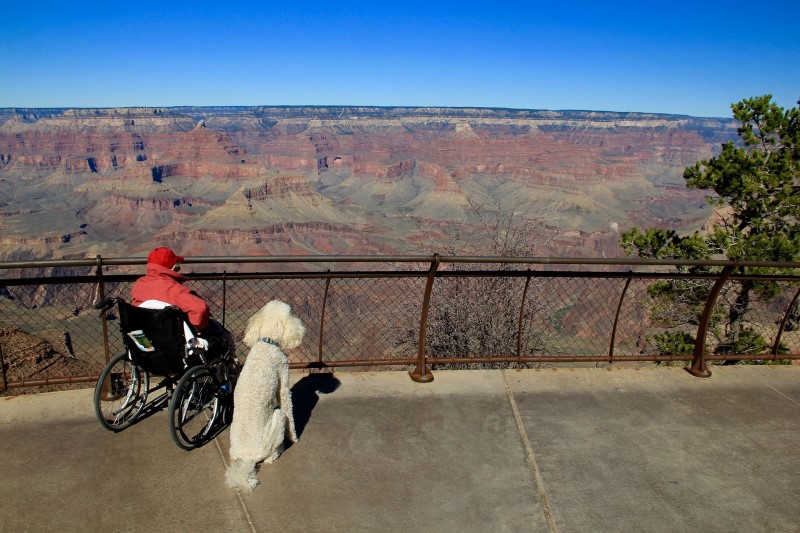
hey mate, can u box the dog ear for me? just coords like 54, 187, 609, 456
242, 310, 262, 348
280, 314, 306, 350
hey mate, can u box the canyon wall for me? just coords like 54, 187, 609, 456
0, 106, 738, 263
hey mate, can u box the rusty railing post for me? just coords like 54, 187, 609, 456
317, 270, 333, 366
686, 264, 736, 378
773, 286, 800, 356
410, 254, 440, 383
95, 254, 111, 365
516, 272, 532, 362
608, 275, 633, 360
0, 341, 7, 393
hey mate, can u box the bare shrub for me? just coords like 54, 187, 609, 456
393, 197, 559, 368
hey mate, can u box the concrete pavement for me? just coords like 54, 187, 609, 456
1, 366, 799, 532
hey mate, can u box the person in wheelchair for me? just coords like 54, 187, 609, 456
94, 246, 238, 448
131, 246, 233, 359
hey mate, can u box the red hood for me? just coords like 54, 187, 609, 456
144, 262, 189, 283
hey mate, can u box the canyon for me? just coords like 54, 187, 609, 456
0, 106, 738, 264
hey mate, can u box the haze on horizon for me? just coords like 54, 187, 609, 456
0, 1, 798, 118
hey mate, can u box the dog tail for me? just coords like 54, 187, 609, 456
225, 459, 259, 492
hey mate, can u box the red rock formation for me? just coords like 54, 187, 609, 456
244, 175, 314, 200
0, 107, 738, 260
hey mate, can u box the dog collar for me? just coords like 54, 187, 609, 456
258, 337, 280, 348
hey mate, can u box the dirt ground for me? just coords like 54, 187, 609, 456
0, 327, 100, 395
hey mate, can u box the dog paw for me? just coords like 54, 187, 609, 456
244, 474, 259, 492
263, 449, 282, 464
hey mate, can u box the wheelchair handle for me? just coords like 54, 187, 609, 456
94, 297, 117, 312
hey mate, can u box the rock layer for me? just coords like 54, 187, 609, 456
0, 106, 737, 261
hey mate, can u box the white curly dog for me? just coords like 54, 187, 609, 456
225, 300, 305, 492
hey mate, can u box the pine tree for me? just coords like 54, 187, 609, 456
620, 95, 800, 357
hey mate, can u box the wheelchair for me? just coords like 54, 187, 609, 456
93, 297, 239, 450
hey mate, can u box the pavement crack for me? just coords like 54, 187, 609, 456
765, 384, 800, 407
502, 370, 559, 533
214, 436, 258, 533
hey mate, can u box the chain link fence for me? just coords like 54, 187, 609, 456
1, 256, 799, 392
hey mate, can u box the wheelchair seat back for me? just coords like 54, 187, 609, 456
117, 301, 196, 376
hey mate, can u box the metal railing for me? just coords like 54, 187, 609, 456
1, 254, 799, 390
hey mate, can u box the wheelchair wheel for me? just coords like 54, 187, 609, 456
169, 365, 221, 450
94, 352, 149, 431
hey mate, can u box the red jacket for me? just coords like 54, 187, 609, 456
131, 263, 211, 330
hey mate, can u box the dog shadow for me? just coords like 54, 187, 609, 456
290, 373, 341, 441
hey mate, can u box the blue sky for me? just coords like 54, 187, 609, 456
1, 1, 798, 117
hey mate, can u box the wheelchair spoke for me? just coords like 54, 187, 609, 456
94, 353, 149, 432
169, 366, 220, 450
